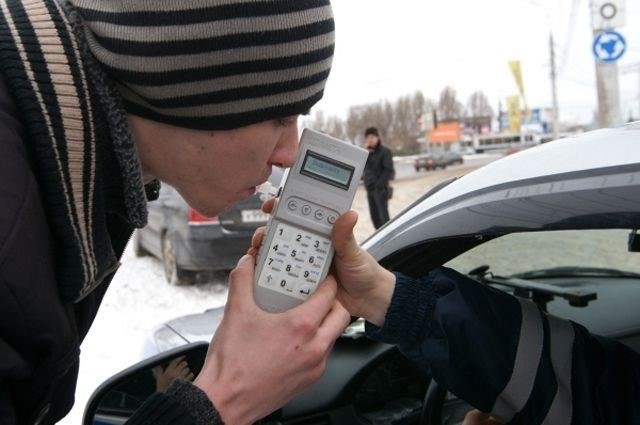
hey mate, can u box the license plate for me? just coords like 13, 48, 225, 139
241, 209, 269, 223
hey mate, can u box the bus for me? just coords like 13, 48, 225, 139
473, 132, 541, 153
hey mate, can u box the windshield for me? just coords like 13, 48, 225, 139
445, 229, 640, 276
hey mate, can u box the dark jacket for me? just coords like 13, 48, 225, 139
0, 1, 214, 424
363, 142, 394, 192
367, 268, 640, 424
0, 65, 123, 425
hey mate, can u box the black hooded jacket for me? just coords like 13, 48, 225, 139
0, 1, 167, 423
363, 141, 394, 192
0, 0, 228, 422
0, 69, 117, 425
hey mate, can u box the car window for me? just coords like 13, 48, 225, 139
444, 229, 640, 276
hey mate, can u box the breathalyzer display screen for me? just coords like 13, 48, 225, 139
300, 151, 354, 190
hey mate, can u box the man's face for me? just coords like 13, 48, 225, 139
130, 115, 300, 217
365, 134, 379, 151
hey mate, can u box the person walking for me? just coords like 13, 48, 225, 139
363, 127, 395, 229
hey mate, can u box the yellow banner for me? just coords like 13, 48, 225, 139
506, 95, 521, 133
508, 60, 525, 99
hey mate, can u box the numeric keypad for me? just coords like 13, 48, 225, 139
257, 222, 331, 300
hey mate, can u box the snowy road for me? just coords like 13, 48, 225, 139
61, 154, 499, 424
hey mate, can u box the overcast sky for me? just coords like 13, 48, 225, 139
314, 0, 640, 125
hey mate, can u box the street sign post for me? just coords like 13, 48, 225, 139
590, 1, 626, 128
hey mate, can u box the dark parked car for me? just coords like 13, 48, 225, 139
85, 124, 640, 424
414, 152, 447, 171
133, 168, 283, 285
441, 150, 464, 165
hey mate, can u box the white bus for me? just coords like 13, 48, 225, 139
473, 132, 541, 153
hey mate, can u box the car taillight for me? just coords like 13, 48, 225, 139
188, 208, 219, 225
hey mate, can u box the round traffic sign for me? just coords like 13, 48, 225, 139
592, 30, 626, 63
600, 2, 617, 20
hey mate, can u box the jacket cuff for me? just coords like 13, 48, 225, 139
165, 379, 224, 425
365, 267, 456, 347
126, 379, 224, 424
365, 270, 453, 348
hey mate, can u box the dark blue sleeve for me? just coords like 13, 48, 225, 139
366, 267, 640, 424
125, 379, 223, 425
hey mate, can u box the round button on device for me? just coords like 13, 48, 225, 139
301, 205, 312, 215
314, 209, 325, 220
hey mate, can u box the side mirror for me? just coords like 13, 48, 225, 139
83, 342, 208, 425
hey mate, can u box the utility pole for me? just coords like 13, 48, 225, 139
593, 32, 622, 127
590, 0, 625, 128
549, 33, 559, 139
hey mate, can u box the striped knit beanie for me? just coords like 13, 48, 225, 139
69, 0, 335, 130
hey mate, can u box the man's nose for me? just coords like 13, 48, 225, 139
270, 125, 299, 168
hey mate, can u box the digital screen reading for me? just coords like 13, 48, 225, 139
300, 151, 354, 190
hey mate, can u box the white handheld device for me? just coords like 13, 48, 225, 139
253, 128, 368, 312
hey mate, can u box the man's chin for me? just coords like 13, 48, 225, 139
193, 188, 255, 217
190, 201, 225, 218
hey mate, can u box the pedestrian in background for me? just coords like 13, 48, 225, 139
363, 127, 395, 229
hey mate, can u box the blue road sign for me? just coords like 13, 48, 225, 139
592, 30, 626, 63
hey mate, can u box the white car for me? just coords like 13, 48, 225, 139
84, 123, 640, 425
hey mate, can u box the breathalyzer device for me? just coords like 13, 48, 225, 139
253, 128, 368, 312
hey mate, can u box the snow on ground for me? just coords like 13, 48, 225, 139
60, 246, 231, 425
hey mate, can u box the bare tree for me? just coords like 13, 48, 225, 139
308, 90, 435, 153
411, 91, 432, 120
305, 110, 347, 141
464, 91, 494, 134
345, 105, 367, 144
466, 91, 494, 119
309, 110, 326, 131
437, 86, 463, 122
389, 92, 427, 152
326, 116, 346, 141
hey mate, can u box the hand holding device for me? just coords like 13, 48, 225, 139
194, 254, 350, 424
253, 129, 368, 312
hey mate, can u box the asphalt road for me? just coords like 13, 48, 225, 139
353, 153, 501, 242
391, 153, 500, 181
